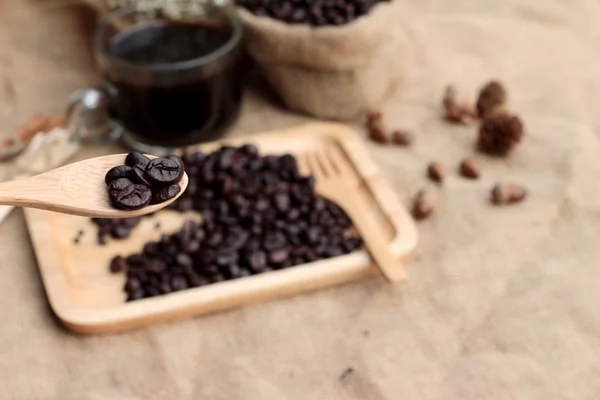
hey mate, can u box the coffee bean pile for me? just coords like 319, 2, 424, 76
104, 152, 184, 210
235, 0, 388, 26
104, 145, 362, 301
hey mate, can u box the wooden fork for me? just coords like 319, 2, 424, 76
299, 146, 406, 282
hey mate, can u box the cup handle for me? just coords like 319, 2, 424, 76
65, 84, 124, 145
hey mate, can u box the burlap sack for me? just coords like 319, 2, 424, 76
237, 2, 406, 120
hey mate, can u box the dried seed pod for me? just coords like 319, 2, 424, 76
442, 85, 476, 125
391, 130, 413, 146
366, 111, 388, 143
491, 183, 527, 205
459, 158, 480, 179
446, 104, 476, 125
478, 111, 524, 156
427, 162, 445, 183
412, 189, 438, 220
476, 80, 507, 118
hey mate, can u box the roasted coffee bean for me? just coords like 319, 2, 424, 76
108, 178, 134, 196
459, 158, 480, 179
491, 183, 527, 205
109, 255, 127, 273
176, 253, 193, 268
367, 111, 388, 143
146, 157, 184, 185
125, 277, 141, 293
143, 241, 159, 256
427, 162, 445, 184
111, 225, 131, 239
146, 286, 161, 297
182, 151, 203, 165
171, 276, 188, 291
131, 165, 152, 186
268, 249, 289, 264
126, 254, 146, 267
188, 275, 208, 288
274, 193, 291, 212
343, 236, 363, 252
248, 250, 267, 271
175, 197, 193, 212
216, 251, 239, 266
210, 273, 225, 284
412, 189, 438, 220
150, 184, 181, 205
167, 155, 185, 172
125, 151, 150, 168
104, 165, 132, 185
146, 259, 167, 273
241, 144, 259, 157
126, 290, 145, 301
110, 184, 152, 210
97, 232, 106, 246
391, 130, 414, 146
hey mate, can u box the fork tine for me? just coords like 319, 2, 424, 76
316, 146, 339, 177
305, 151, 322, 178
324, 144, 350, 176
305, 152, 323, 178
312, 149, 334, 178
296, 152, 310, 175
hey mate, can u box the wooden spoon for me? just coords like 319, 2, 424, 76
0, 154, 188, 218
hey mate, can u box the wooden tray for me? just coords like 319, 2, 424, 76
24, 123, 418, 334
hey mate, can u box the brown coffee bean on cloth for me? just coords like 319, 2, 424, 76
427, 162, 446, 183
491, 183, 527, 205
99, 145, 363, 301
366, 111, 388, 143
412, 189, 438, 220
459, 158, 480, 179
391, 130, 413, 146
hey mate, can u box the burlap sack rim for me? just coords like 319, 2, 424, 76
236, 1, 397, 71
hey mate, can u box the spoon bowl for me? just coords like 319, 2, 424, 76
0, 154, 188, 218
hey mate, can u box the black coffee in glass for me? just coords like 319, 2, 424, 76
95, 7, 245, 151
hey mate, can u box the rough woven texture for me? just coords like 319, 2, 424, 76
3, 0, 600, 399
237, 3, 406, 120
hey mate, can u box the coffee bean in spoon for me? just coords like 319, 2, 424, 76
104, 165, 133, 185
167, 155, 184, 171
145, 157, 183, 185
131, 165, 152, 186
108, 178, 134, 197
125, 151, 150, 168
110, 184, 152, 210
150, 184, 181, 205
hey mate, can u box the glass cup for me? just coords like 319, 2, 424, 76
67, 4, 246, 154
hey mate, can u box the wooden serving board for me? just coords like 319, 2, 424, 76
24, 123, 418, 334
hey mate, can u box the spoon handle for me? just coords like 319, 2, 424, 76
0, 174, 62, 210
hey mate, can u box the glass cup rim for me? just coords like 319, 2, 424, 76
95, 4, 243, 73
